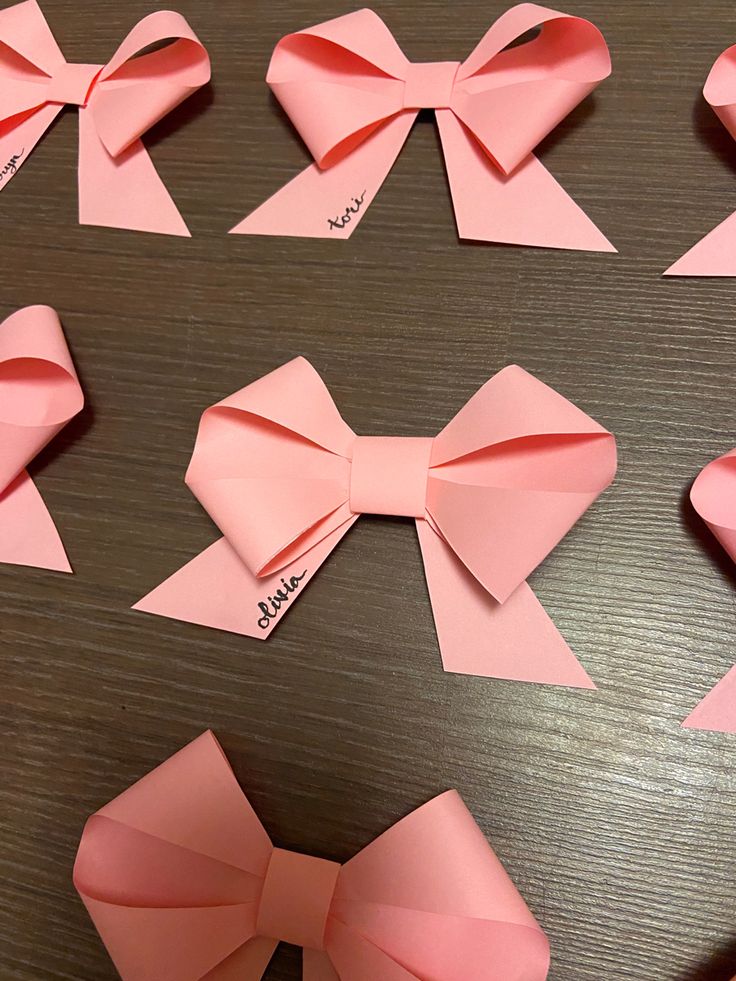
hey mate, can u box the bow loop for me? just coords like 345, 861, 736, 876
0, 0, 64, 77
0, 305, 83, 573
90, 10, 210, 158
267, 9, 410, 167
185, 358, 356, 575
75, 732, 551, 981
454, 4, 611, 174
682, 449, 736, 733
332, 790, 551, 980
704, 45, 736, 142
690, 449, 736, 562
0, 305, 82, 492
0, 0, 65, 122
74, 814, 265, 909
426, 366, 616, 602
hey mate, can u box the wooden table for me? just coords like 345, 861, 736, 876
2, 1, 736, 978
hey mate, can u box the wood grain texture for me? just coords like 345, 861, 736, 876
2, 0, 736, 978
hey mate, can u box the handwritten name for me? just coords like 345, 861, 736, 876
328, 190, 366, 230
257, 571, 308, 630
0, 149, 24, 184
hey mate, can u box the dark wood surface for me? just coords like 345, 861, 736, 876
2, 0, 736, 978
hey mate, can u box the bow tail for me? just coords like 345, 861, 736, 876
664, 210, 736, 276
230, 113, 415, 238
133, 517, 358, 637
0, 103, 62, 190
416, 519, 596, 688
682, 665, 736, 733
77, 109, 190, 236
436, 110, 616, 252
0, 470, 71, 572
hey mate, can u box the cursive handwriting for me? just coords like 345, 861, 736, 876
257, 571, 308, 630
0, 149, 24, 184
328, 190, 367, 230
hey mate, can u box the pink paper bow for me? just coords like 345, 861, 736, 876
0, 305, 83, 572
233, 4, 615, 251
73, 730, 551, 981
666, 46, 736, 275
0, 0, 210, 235
135, 359, 616, 688
683, 449, 736, 732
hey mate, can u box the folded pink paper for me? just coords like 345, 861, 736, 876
74, 730, 551, 981
683, 449, 736, 732
232, 4, 615, 252
0, 1, 210, 235
135, 359, 617, 688
666, 46, 736, 275
0, 305, 83, 573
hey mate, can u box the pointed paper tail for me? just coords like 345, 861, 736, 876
664, 210, 736, 276
0, 470, 72, 573
436, 109, 616, 252
417, 520, 596, 688
133, 520, 357, 637
77, 109, 191, 236
230, 113, 415, 238
682, 665, 736, 733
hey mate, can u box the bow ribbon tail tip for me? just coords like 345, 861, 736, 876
437, 112, 616, 253
231, 114, 414, 238
132, 538, 275, 637
682, 665, 736, 733
418, 521, 596, 688
664, 211, 736, 276
0, 472, 73, 573
77, 112, 191, 237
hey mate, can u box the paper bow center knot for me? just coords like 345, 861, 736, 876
350, 435, 434, 517
403, 60, 460, 109
46, 62, 100, 106
256, 847, 340, 951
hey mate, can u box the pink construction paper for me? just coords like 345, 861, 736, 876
135, 359, 617, 688
74, 730, 551, 981
232, 4, 615, 252
683, 449, 736, 732
0, 305, 83, 573
0, 0, 210, 235
666, 45, 736, 275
